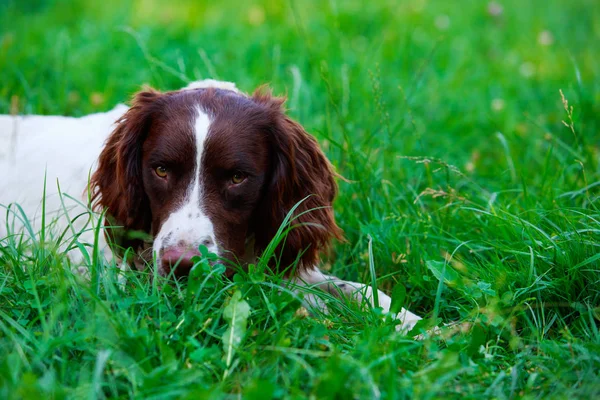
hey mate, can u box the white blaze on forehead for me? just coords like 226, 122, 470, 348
153, 106, 217, 271
193, 107, 211, 176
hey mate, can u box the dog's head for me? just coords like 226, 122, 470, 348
90, 81, 342, 277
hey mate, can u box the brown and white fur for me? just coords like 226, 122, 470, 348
0, 80, 422, 332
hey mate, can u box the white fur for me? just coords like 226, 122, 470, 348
152, 107, 218, 273
0, 104, 128, 262
294, 268, 423, 333
183, 79, 240, 93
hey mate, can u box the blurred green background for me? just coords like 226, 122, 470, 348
1, 0, 598, 186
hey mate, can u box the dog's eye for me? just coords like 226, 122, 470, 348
155, 166, 168, 178
231, 171, 246, 184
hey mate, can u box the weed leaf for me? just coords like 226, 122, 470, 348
222, 290, 251, 370
390, 283, 406, 314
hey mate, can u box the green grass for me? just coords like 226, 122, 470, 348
1, 0, 600, 397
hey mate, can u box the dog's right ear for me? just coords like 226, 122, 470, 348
90, 88, 162, 235
250, 88, 343, 273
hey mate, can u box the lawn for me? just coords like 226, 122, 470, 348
1, 0, 599, 398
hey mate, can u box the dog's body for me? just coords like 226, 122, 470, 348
0, 103, 128, 263
0, 80, 422, 332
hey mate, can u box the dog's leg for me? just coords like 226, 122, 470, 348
292, 267, 422, 333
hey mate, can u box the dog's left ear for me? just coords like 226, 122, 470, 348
251, 89, 343, 273
90, 87, 163, 252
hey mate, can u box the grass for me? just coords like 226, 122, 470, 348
1, 0, 600, 397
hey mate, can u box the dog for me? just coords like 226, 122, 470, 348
0, 80, 422, 332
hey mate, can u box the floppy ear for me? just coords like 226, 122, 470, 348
251, 89, 343, 273
90, 88, 162, 242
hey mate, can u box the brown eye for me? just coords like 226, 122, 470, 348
155, 166, 168, 178
231, 171, 246, 184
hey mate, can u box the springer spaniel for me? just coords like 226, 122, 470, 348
0, 80, 422, 332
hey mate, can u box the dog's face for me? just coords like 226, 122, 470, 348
140, 90, 271, 274
91, 84, 341, 277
